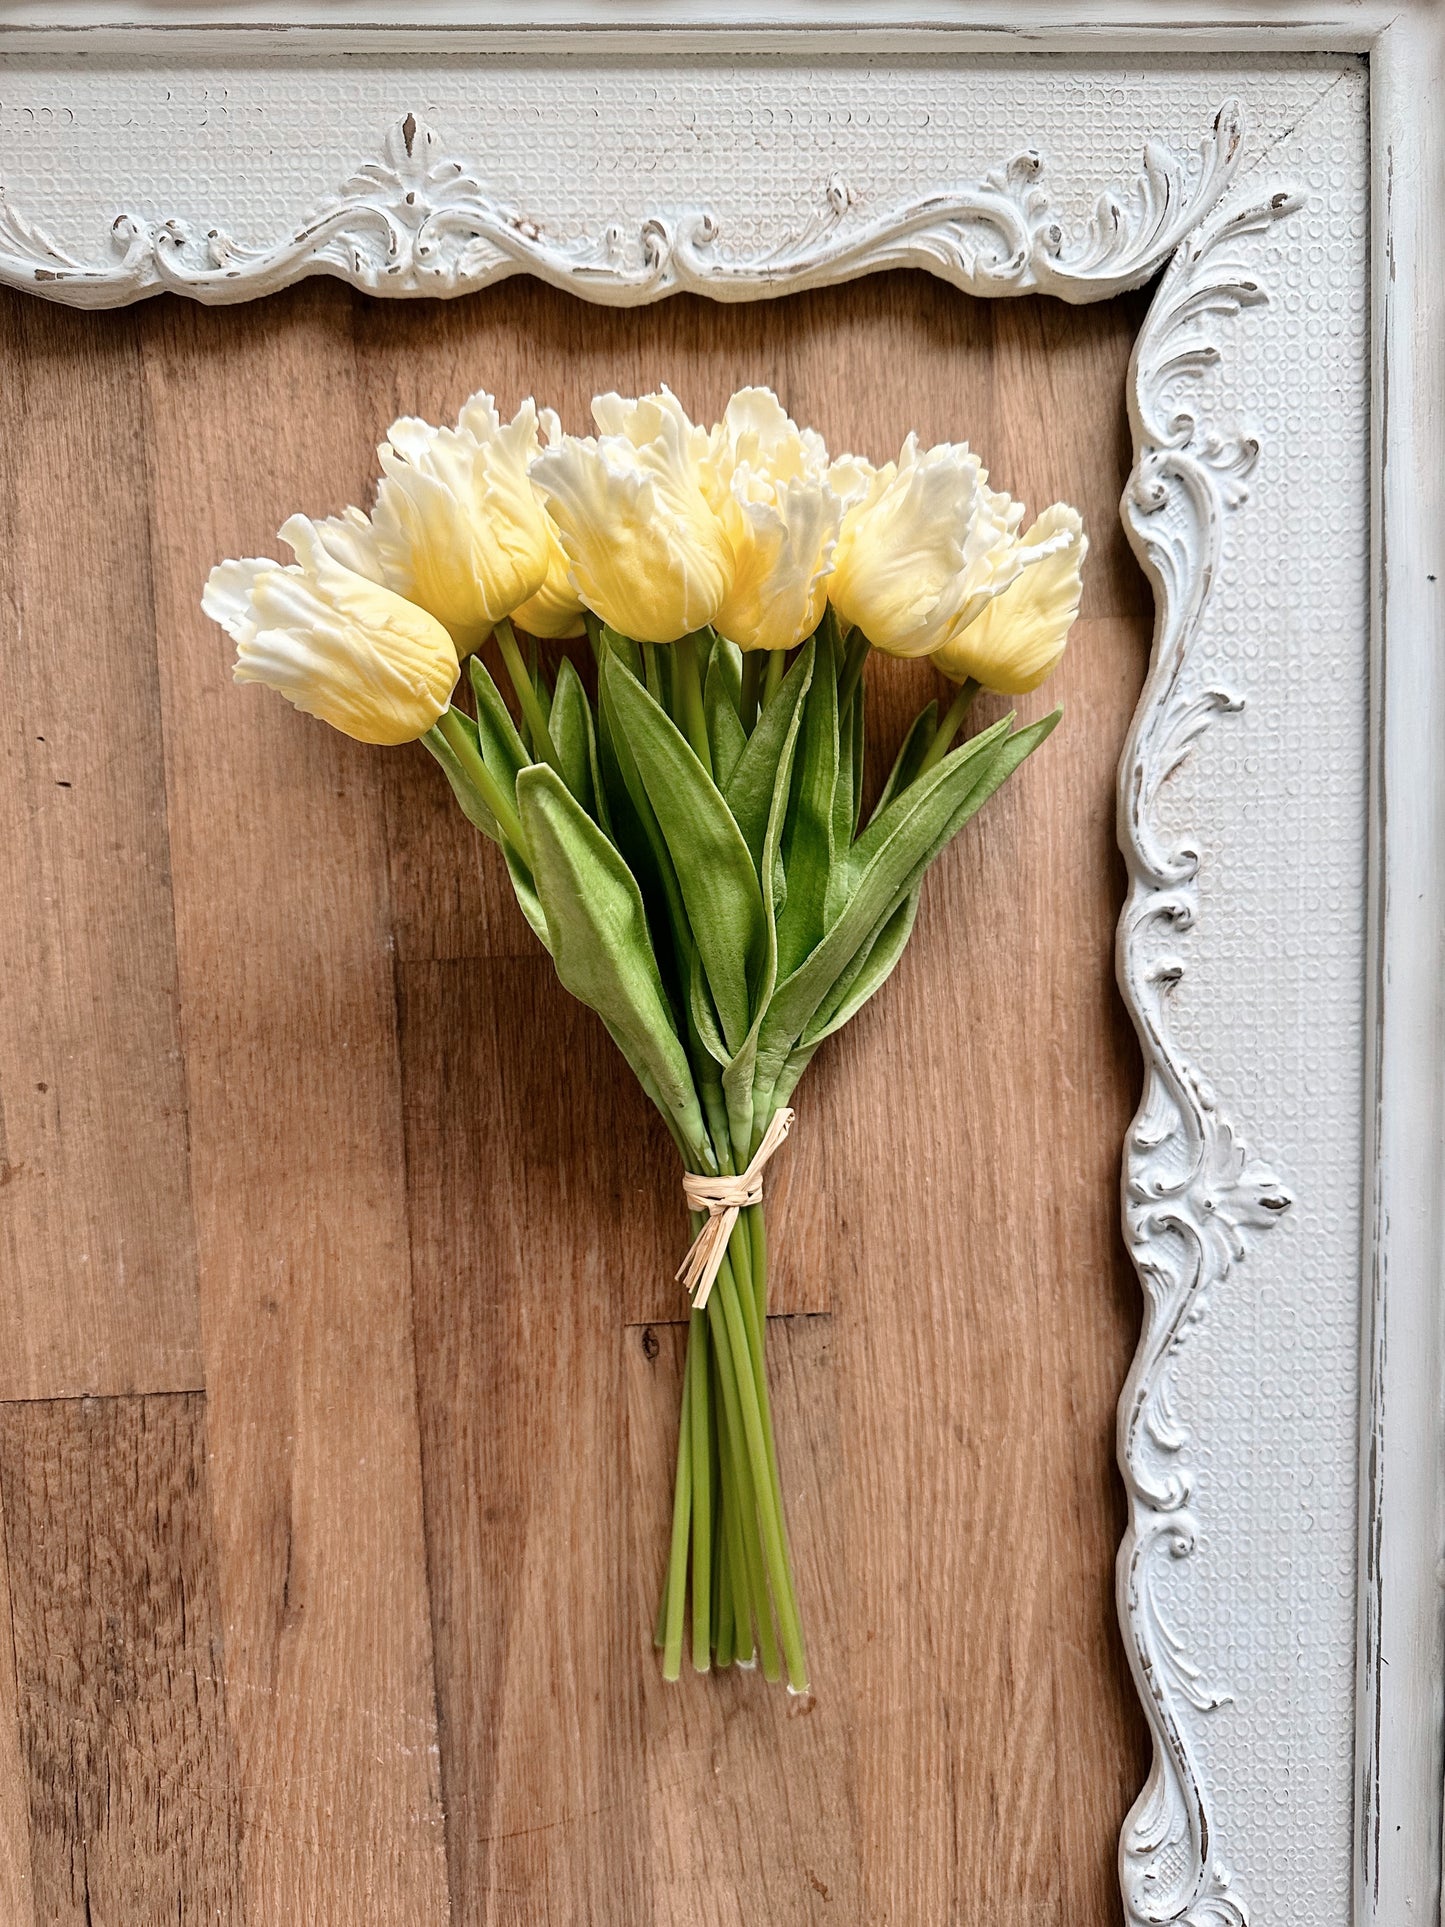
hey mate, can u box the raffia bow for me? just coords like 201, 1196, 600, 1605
677, 1108, 795, 1312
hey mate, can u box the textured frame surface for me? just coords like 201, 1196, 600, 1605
0, 17, 1435, 1926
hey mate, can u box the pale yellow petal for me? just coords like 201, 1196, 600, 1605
367, 391, 552, 649
933, 504, 1086, 692
512, 516, 587, 638
202, 514, 459, 745
512, 405, 586, 638
312, 504, 387, 583
713, 470, 841, 653
532, 392, 732, 643
828, 436, 985, 656
704, 387, 843, 652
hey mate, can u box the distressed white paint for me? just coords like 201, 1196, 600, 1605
1357, 17, 1445, 1927
0, 18, 1433, 1926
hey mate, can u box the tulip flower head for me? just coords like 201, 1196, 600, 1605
700, 387, 845, 654
202, 514, 460, 745
932, 503, 1087, 692
826, 436, 994, 659
315, 392, 554, 652
531, 388, 733, 644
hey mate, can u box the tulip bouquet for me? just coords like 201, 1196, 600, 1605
204, 385, 1085, 1695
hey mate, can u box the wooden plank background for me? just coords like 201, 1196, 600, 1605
0, 269, 1151, 1925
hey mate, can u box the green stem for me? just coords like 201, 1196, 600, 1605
495, 617, 564, 776
740, 649, 764, 733
916, 676, 980, 777
748, 1202, 768, 1326
837, 626, 872, 715
761, 647, 786, 711
714, 1580, 734, 1670
723, 1471, 756, 1667
430, 710, 527, 856
713, 1261, 808, 1692
527, 630, 549, 711
672, 632, 713, 778
707, 1277, 781, 1681
708, 1368, 724, 1657
710, 1343, 746, 1667
688, 1308, 712, 1672
728, 1209, 790, 1591
661, 1361, 692, 1682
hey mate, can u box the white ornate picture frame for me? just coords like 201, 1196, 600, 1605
0, 8, 1438, 1922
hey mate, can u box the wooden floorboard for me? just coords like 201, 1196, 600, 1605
0, 299, 201, 1400
0, 269, 1151, 1922
134, 290, 451, 1926
0, 1395, 242, 1925
0, 1469, 35, 1927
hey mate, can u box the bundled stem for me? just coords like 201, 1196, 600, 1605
657, 1165, 808, 1693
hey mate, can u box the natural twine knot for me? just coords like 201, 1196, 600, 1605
677, 1108, 795, 1312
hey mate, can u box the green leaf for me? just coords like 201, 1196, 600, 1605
774, 626, 839, 979
801, 882, 920, 1047
688, 943, 731, 1070
837, 715, 1014, 906
754, 716, 1041, 1101
470, 656, 531, 794
870, 699, 938, 824
549, 654, 596, 816
704, 638, 747, 791
722, 641, 814, 875
503, 846, 552, 953
583, 694, 613, 840
596, 664, 691, 1012
929, 707, 1062, 850
793, 716, 1063, 1071
600, 625, 643, 681
516, 764, 705, 1153
707, 632, 741, 704
425, 710, 500, 841
850, 677, 866, 837
835, 676, 866, 855
719, 652, 814, 1156
602, 653, 767, 1055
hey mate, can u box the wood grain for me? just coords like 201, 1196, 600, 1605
135, 289, 451, 1925
0, 268, 1150, 1923
0, 299, 201, 1400
0, 1395, 241, 1924
0, 1473, 35, 1927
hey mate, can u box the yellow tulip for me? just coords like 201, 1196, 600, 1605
826, 436, 996, 658
532, 388, 733, 644
932, 504, 1087, 692
511, 407, 587, 640
202, 514, 459, 745
700, 387, 844, 653
319, 392, 553, 652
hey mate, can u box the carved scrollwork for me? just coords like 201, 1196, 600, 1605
0, 99, 1246, 309
1115, 186, 1300, 1927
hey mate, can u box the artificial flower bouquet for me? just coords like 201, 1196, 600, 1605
204, 385, 1085, 1695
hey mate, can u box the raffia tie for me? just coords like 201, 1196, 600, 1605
677, 1108, 795, 1313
